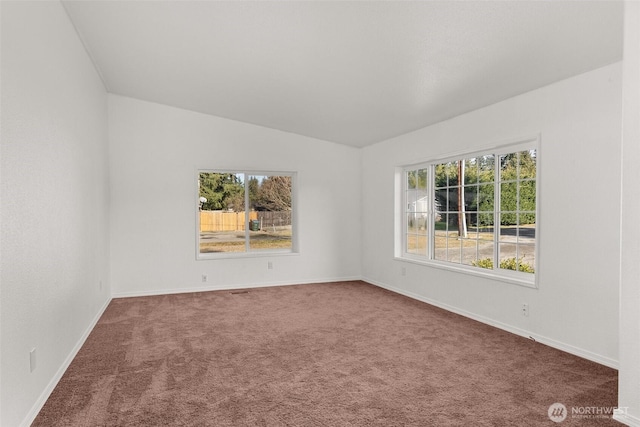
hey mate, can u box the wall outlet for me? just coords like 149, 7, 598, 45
522, 303, 529, 317
30, 348, 36, 373
99, 280, 103, 290
201, 274, 208, 283
401, 267, 406, 276
267, 261, 273, 270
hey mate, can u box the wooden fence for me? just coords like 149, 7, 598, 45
200, 211, 292, 232
200, 211, 258, 232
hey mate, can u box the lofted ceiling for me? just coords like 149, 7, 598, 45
62, 1, 623, 148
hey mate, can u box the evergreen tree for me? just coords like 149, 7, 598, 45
198, 172, 245, 211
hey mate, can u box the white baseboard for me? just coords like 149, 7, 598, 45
111, 276, 363, 298
614, 410, 640, 427
20, 297, 112, 427
363, 276, 619, 370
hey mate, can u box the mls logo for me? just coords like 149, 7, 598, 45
548, 402, 568, 423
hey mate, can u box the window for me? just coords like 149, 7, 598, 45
197, 170, 296, 259
401, 139, 538, 285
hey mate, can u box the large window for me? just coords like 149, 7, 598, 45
402, 140, 538, 285
197, 170, 296, 259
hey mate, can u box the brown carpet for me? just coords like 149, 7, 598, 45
33, 281, 618, 426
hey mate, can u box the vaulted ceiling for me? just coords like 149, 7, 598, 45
62, 1, 623, 147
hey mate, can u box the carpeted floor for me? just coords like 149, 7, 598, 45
33, 281, 618, 426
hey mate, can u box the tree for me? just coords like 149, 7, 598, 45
199, 172, 244, 211
253, 176, 291, 211
248, 176, 259, 208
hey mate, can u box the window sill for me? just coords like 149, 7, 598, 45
197, 250, 299, 261
395, 256, 537, 289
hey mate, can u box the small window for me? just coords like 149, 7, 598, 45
197, 170, 296, 259
401, 139, 538, 286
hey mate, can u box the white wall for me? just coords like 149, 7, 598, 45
0, 2, 111, 427
108, 95, 361, 296
362, 63, 622, 368
616, 2, 640, 425
0, 2, 629, 426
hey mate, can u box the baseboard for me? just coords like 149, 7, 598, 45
614, 410, 640, 427
363, 277, 619, 370
20, 296, 112, 427
111, 276, 363, 298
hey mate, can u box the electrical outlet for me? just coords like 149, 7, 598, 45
267, 261, 273, 270
30, 348, 36, 373
201, 274, 208, 283
99, 280, 103, 290
401, 267, 406, 276
522, 303, 529, 317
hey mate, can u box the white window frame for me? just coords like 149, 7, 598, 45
397, 137, 540, 288
196, 169, 298, 260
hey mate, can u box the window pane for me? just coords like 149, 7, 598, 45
249, 175, 292, 251
407, 170, 417, 189
199, 172, 246, 253
462, 184, 476, 212
478, 184, 494, 211
416, 215, 428, 235
478, 155, 495, 183
415, 235, 427, 255
447, 188, 459, 212
476, 241, 494, 269
516, 244, 536, 273
407, 189, 417, 214
407, 212, 418, 233
434, 214, 448, 261
415, 191, 428, 214
465, 158, 478, 184
417, 168, 428, 190
462, 245, 478, 267
447, 161, 459, 184
499, 242, 517, 262
434, 211, 446, 232
448, 214, 459, 235
519, 212, 536, 229
517, 212, 536, 273
434, 164, 447, 189
519, 150, 537, 179
500, 242, 535, 273
447, 237, 461, 263
407, 207, 420, 254
500, 182, 517, 213
465, 186, 478, 212
477, 212, 494, 230
406, 232, 418, 254
519, 180, 536, 211
500, 153, 518, 181
434, 188, 446, 212
465, 219, 479, 240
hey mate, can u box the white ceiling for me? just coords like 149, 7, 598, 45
62, 1, 623, 148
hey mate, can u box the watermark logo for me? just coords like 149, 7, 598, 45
548, 403, 567, 423
547, 403, 628, 423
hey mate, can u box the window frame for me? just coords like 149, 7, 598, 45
398, 137, 540, 288
196, 169, 298, 260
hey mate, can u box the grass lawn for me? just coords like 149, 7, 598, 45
200, 230, 292, 253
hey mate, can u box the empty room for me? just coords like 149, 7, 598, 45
2, 1, 640, 426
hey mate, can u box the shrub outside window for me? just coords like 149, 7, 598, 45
197, 171, 296, 259
402, 140, 538, 285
